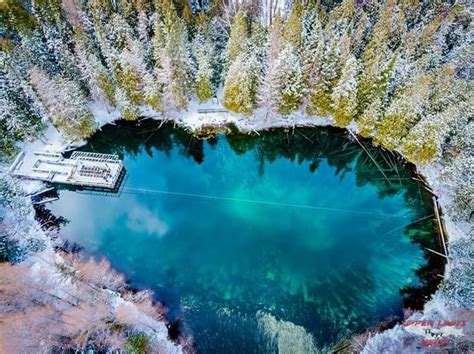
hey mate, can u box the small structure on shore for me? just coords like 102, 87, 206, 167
197, 108, 228, 114
9, 151, 124, 190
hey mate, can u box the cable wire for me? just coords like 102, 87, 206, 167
121, 186, 408, 219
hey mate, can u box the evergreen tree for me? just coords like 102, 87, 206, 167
350, 11, 370, 57
31, 0, 81, 81
281, 0, 303, 48
115, 87, 140, 121
142, 71, 161, 111
306, 27, 342, 117
331, 55, 359, 127
300, 6, 322, 74
223, 53, 258, 115
356, 53, 397, 138
192, 19, 216, 102
0, 0, 37, 36
300, 7, 323, 112
0, 68, 43, 160
276, 45, 305, 115
74, 35, 116, 107
0, 72, 42, 137
119, 0, 138, 27
375, 73, 433, 150
224, 11, 249, 72
117, 35, 148, 106
258, 15, 283, 118
2, 41, 49, 122
401, 70, 471, 164
137, 10, 154, 68
153, 3, 193, 112
87, 0, 115, 19
401, 103, 469, 165
29, 67, 96, 140
356, 1, 406, 117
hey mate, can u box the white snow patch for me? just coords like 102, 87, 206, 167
113, 297, 182, 353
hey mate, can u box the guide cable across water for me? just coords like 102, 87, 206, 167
120, 186, 409, 219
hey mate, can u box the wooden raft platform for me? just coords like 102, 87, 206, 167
9, 151, 124, 189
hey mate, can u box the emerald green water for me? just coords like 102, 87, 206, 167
48, 121, 442, 352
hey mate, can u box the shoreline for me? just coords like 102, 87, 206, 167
6, 100, 472, 351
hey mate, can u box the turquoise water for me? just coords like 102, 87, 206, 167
48, 121, 442, 352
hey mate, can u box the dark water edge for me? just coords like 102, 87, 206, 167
41, 119, 446, 352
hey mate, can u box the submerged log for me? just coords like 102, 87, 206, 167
433, 197, 449, 260
192, 123, 239, 139
425, 247, 449, 260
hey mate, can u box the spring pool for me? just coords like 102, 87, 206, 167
47, 121, 443, 352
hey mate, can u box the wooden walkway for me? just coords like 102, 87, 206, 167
9, 150, 124, 189
197, 108, 229, 114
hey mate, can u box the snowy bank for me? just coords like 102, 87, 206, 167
0, 177, 185, 353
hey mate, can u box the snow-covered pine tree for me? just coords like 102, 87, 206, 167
119, 0, 139, 27
375, 73, 433, 150
142, 71, 161, 111
192, 17, 216, 102
401, 103, 469, 165
87, 0, 115, 19
249, 19, 267, 65
1, 40, 49, 123
350, 11, 370, 58
114, 87, 140, 121
166, 5, 194, 104
223, 11, 265, 115
153, 3, 193, 113
258, 14, 283, 119
117, 35, 148, 107
0, 71, 42, 137
104, 13, 141, 103
300, 7, 323, 112
0, 0, 37, 35
276, 45, 304, 115
401, 67, 471, 164
31, 0, 81, 81
93, 20, 120, 80
306, 28, 341, 117
18, 28, 60, 77
223, 53, 258, 115
137, 10, 154, 69
206, 16, 227, 87
136, 7, 161, 112
74, 33, 116, 107
356, 52, 398, 138
300, 5, 321, 73
356, 0, 405, 117
29, 67, 96, 140
0, 68, 42, 160
331, 55, 359, 127
155, 48, 176, 114
224, 11, 249, 73
281, 0, 302, 48
440, 121, 474, 224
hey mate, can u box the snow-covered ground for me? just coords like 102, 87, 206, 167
1, 174, 184, 352
6, 95, 472, 352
